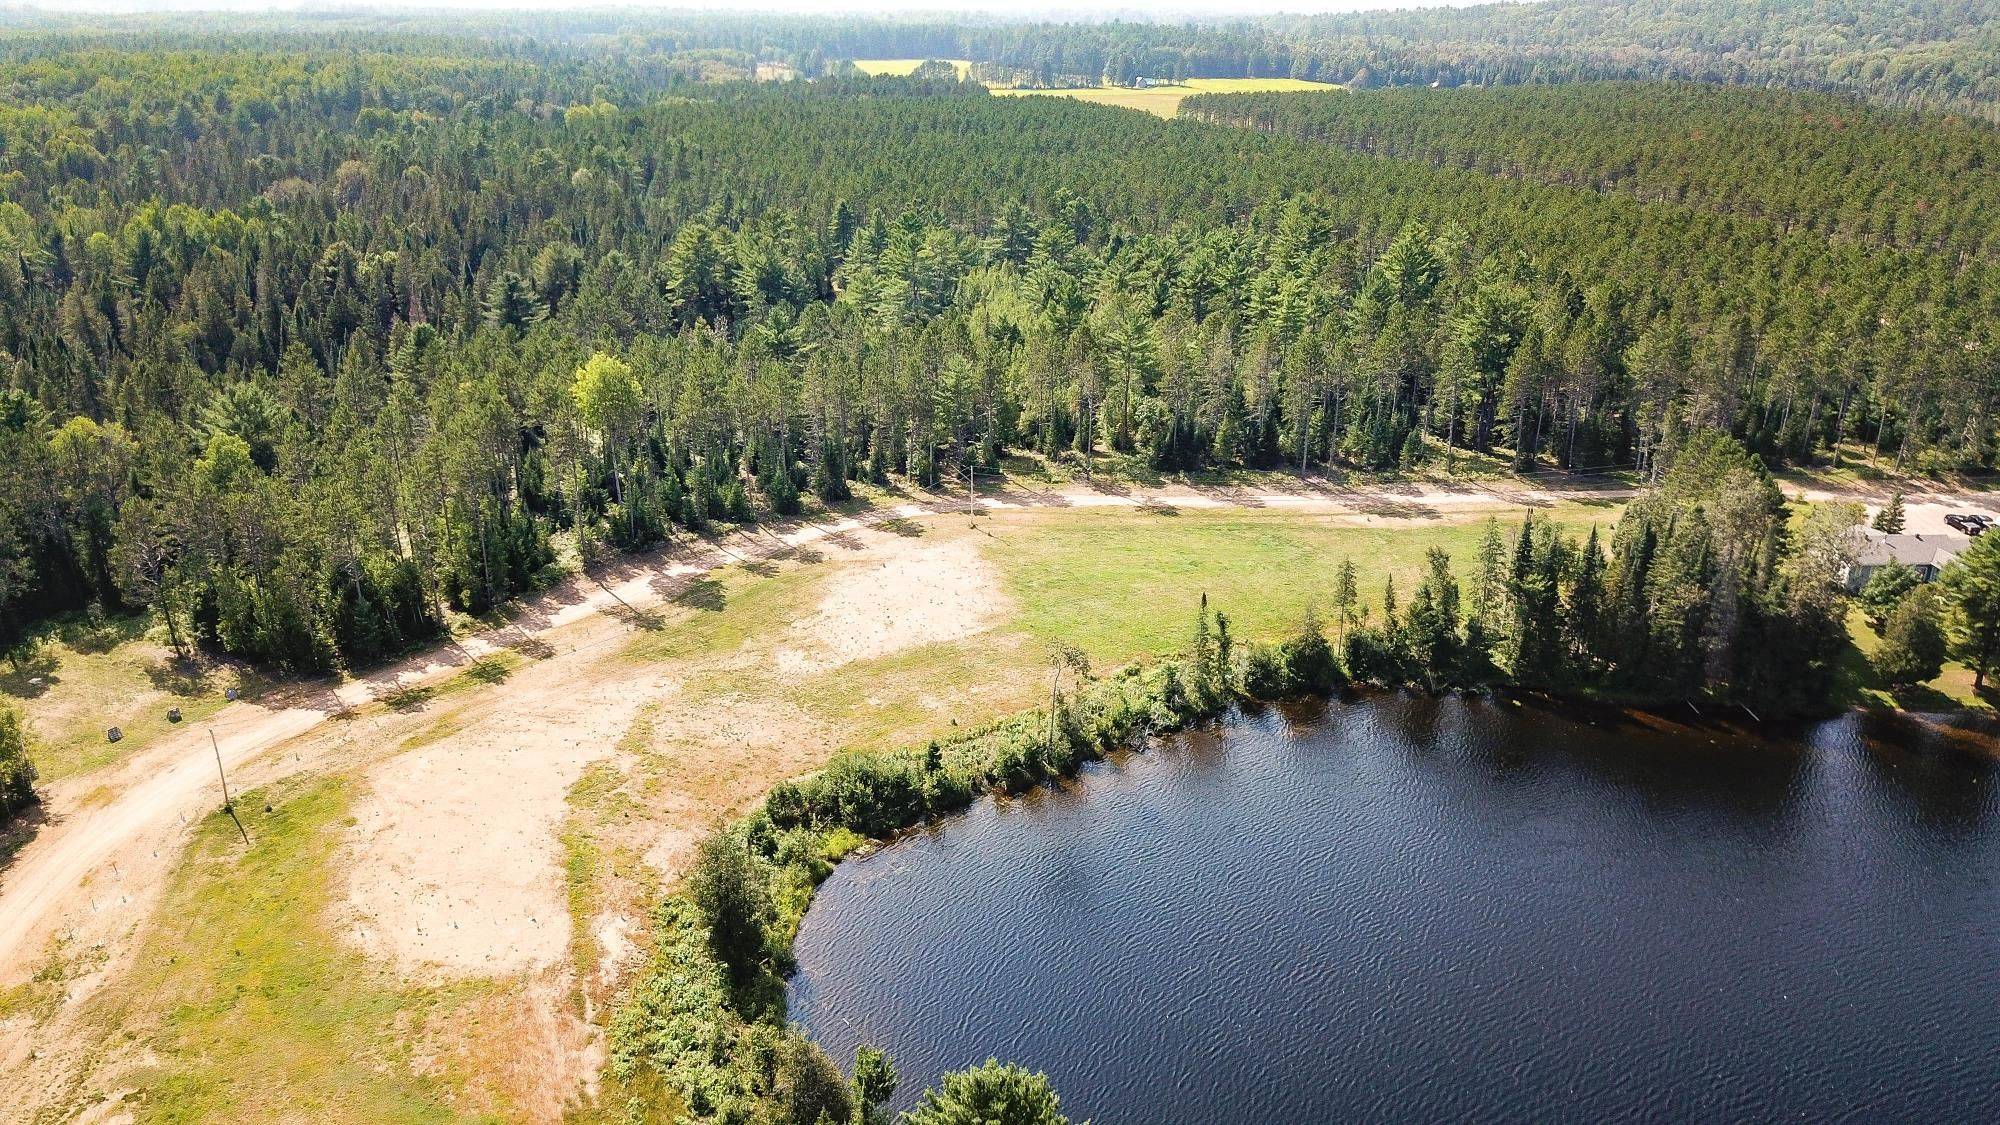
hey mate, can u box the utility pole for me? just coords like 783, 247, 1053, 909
212, 730, 249, 845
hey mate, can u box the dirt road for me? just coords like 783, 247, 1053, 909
4, 473, 1988, 979
0, 473, 1988, 1117
0, 476, 1631, 983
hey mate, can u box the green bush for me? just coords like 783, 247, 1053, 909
1876, 585, 1948, 687
903, 1059, 1071, 1125
1240, 642, 1291, 699
755, 1028, 853, 1125
607, 898, 753, 1121
0, 704, 37, 821
687, 832, 777, 983
1281, 609, 1342, 694
1859, 563, 1921, 629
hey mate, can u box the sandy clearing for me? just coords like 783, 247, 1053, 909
2, 471, 1992, 1122
341, 666, 673, 977
775, 534, 1005, 675
344, 520, 1004, 980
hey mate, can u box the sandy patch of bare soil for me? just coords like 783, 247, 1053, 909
341, 658, 674, 978
12, 472, 1970, 1121
343, 520, 1008, 981
774, 534, 1005, 675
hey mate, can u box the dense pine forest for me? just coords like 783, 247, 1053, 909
1184, 82, 2000, 256
0, 6, 1994, 688
7, 8, 2000, 1124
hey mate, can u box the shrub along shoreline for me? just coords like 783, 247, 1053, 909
604, 437, 1956, 1122
606, 599, 1287, 1124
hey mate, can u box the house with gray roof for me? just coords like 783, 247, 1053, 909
1843, 528, 1969, 592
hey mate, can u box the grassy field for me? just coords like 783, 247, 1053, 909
99, 776, 493, 1123
1, 613, 260, 786
1840, 606, 1989, 711
618, 502, 1623, 760
983, 503, 1615, 664
992, 76, 1342, 118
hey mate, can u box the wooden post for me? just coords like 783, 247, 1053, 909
1045, 665, 1061, 760
212, 730, 249, 845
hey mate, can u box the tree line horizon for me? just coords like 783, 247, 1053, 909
0, 15, 1993, 683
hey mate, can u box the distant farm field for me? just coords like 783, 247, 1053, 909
852, 58, 972, 78
993, 76, 1342, 118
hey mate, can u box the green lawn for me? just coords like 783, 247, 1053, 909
108, 776, 496, 1123
1839, 605, 1991, 711
3, 613, 260, 786
983, 502, 1616, 666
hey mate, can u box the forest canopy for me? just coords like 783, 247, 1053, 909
0, 8, 1993, 677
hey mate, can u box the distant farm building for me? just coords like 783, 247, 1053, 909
1843, 529, 1968, 591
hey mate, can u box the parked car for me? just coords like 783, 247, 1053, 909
1945, 514, 1992, 535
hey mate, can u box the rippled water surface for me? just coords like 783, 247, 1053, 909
788, 696, 2000, 1123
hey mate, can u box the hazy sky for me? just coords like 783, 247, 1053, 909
24, 0, 1467, 16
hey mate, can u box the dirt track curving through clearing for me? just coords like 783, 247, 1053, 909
0, 473, 1988, 1118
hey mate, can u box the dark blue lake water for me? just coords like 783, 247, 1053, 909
789, 696, 2000, 1123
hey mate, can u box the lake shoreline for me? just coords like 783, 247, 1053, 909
788, 693, 2000, 1122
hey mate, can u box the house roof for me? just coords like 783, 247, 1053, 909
1848, 528, 1969, 570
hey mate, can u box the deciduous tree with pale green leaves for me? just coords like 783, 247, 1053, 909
0, 703, 36, 821
572, 352, 646, 539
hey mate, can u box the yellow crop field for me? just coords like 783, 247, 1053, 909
852, 58, 972, 79
992, 76, 1340, 118
1181, 77, 1340, 94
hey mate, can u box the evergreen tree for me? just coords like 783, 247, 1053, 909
1281, 604, 1339, 691
904, 1060, 1071, 1125
1469, 515, 1506, 629
1564, 526, 1607, 669
482, 271, 547, 332
1876, 584, 1947, 688
852, 1046, 899, 1125
1332, 557, 1359, 642
1403, 547, 1462, 688
1942, 531, 2000, 693
1873, 492, 1907, 534
1858, 562, 1921, 629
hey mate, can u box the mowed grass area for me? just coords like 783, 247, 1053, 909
1840, 606, 1990, 711
614, 504, 1628, 758
3, 613, 259, 786
97, 776, 495, 1123
982, 502, 1616, 666
992, 76, 1342, 118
